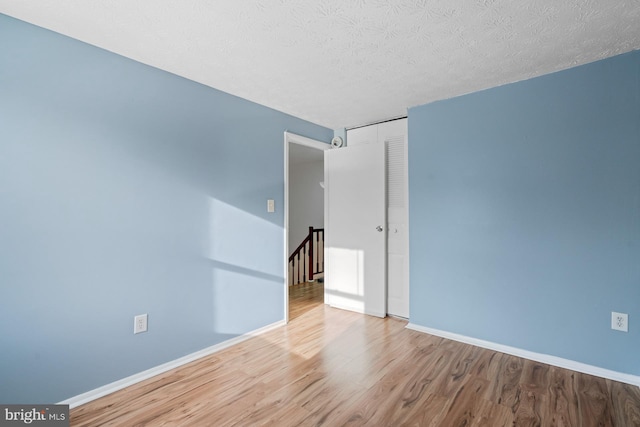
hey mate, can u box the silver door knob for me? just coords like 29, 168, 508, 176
376, 225, 383, 232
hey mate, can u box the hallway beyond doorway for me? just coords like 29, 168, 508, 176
288, 281, 323, 321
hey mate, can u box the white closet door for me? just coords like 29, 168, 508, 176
346, 119, 409, 318
346, 124, 377, 147
380, 119, 409, 318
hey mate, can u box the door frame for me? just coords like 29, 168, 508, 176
283, 131, 330, 323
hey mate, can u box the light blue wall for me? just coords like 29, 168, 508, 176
0, 14, 332, 403
408, 50, 640, 376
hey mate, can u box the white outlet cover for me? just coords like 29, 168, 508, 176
134, 314, 148, 334
611, 311, 628, 332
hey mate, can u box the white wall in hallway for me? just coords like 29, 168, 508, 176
288, 159, 324, 255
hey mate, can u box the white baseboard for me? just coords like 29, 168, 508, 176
59, 320, 285, 408
406, 323, 640, 387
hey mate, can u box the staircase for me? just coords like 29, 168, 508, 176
289, 226, 324, 286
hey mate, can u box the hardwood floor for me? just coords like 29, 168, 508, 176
71, 284, 640, 426
288, 280, 324, 321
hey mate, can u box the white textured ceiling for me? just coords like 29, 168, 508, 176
1, 1, 640, 129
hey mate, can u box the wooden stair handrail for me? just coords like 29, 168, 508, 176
289, 231, 312, 263
289, 227, 324, 285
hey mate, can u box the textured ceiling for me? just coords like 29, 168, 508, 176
1, 1, 640, 129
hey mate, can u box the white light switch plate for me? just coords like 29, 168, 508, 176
267, 199, 275, 213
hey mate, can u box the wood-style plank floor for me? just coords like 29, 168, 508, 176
288, 280, 324, 321
71, 282, 640, 426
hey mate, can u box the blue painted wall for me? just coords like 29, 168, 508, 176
0, 14, 332, 403
409, 50, 640, 375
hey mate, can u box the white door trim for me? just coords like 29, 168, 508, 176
283, 131, 329, 323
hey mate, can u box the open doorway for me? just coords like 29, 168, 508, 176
284, 132, 330, 322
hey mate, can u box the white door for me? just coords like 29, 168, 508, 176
324, 142, 386, 317
347, 120, 410, 318
380, 120, 409, 318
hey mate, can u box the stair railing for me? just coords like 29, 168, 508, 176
289, 226, 324, 286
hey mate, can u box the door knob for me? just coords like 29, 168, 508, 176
376, 225, 383, 232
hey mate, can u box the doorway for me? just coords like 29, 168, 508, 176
284, 132, 329, 322
285, 126, 403, 322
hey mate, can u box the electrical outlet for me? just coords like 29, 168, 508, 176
611, 312, 628, 332
134, 314, 148, 334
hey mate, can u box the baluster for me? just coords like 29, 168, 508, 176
308, 226, 314, 281
320, 230, 324, 273
314, 230, 319, 275
303, 246, 307, 282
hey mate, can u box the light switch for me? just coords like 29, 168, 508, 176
267, 199, 275, 213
